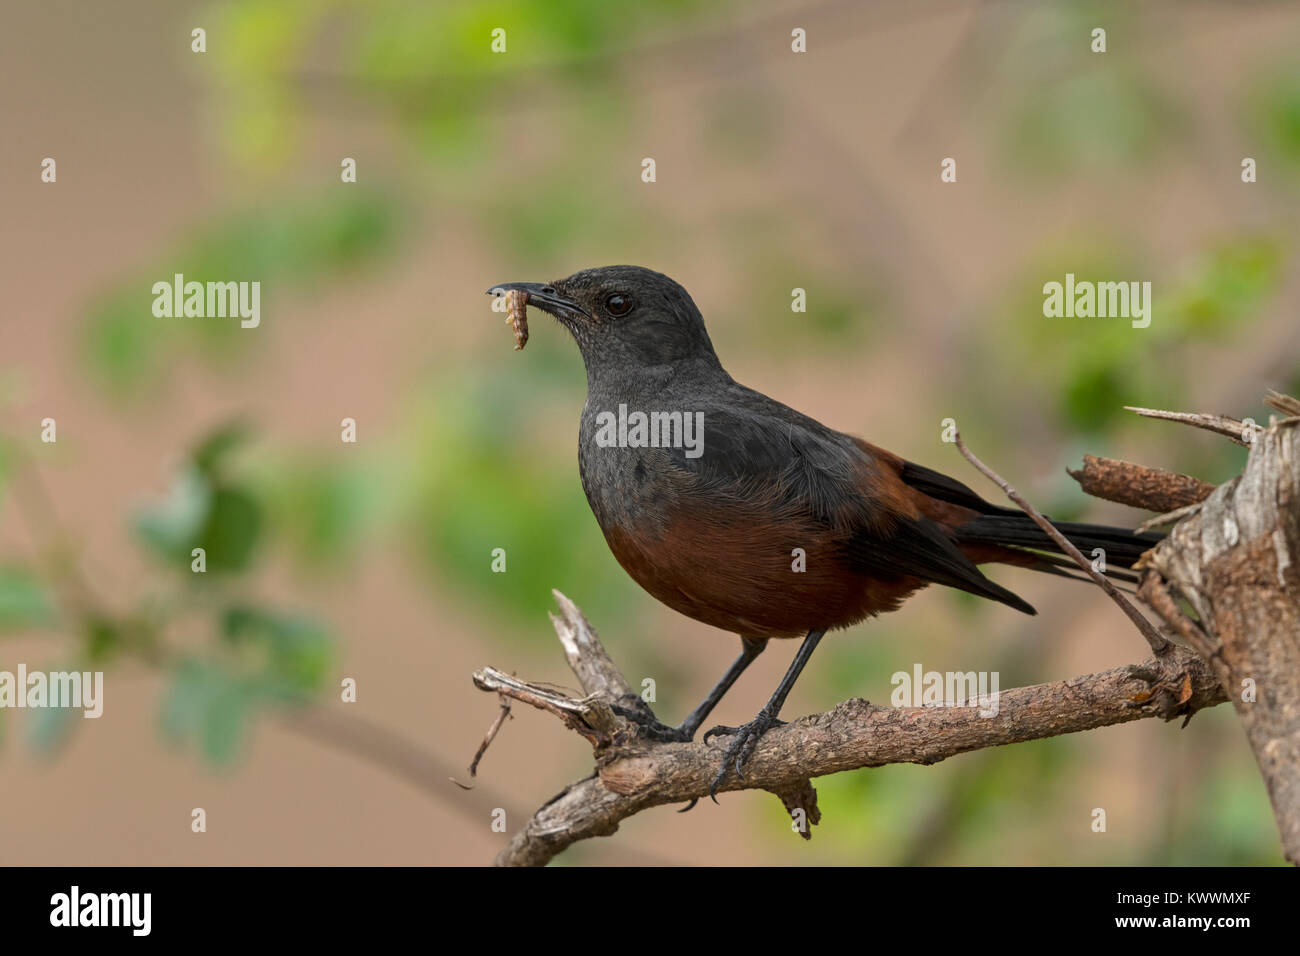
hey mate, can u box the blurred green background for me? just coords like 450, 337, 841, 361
2, 0, 1298, 864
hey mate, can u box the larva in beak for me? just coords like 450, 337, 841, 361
505, 288, 529, 350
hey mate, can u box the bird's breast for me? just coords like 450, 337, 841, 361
590, 469, 922, 638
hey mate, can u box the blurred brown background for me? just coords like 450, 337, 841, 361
2, 0, 1298, 865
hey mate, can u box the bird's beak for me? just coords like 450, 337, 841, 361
485, 281, 591, 322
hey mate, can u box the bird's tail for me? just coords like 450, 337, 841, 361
954, 513, 1163, 583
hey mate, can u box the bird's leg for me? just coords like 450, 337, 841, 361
611, 636, 768, 743
704, 629, 826, 799
677, 636, 769, 738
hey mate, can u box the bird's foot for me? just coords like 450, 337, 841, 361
609, 701, 694, 743
703, 707, 786, 799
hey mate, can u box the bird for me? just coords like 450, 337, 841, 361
487, 265, 1162, 798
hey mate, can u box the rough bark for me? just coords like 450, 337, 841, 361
1068, 454, 1216, 512
1139, 414, 1300, 864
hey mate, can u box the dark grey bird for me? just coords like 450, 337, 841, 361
488, 265, 1160, 797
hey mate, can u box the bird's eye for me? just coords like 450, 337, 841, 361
604, 292, 634, 317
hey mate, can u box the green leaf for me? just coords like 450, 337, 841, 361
161, 659, 210, 742
1248, 61, 1300, 170
1168, 238, 1283, 334
201, 681, 250, 764
221, 606, 334, 694
134, 466, 212, 563
199, 486, 264, 573
0, 433, 15, 503
84, 617, 122, 664
26, 697, 78, 756
161, 659, 253, 764
0, 568, 54, 631
193, 420, 255, 479
81, 293, 168, 397
263, 459, 372, 569
134, 466, 264, 574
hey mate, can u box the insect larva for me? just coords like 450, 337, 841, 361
505, 288, 529, 350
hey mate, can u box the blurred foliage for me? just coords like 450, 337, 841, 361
0, 567, 54, 631
163, 659, 258, 763
161, 607, 332, 763
405, 369, 644, 637
1248, 58, 1300, 173
1007, 69, 1184, 175
805, 735, 1072, 864
141, 425, 338, 710
136, 422, 265, 574
204, 0, 719, 169
1168, 237, 1285, 335
980, 234, 1283, 440
1170, 753, 1287, 864
479, 170, 673, 271
258, 456, 378, 572
746, 253, 885, 350
83, 190, 402, 398
0, 419, 337, 762
997, 4, 1185, 175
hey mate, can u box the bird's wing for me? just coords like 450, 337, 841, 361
663, 401, 895, 525
893, 456, 1018, 517
664, 401, 1035, 613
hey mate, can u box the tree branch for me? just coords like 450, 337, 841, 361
1123, 405, 1263, 446
474, 591, 1223, 867
1067, 454, 1216, 513
1137, 411, 1300, 863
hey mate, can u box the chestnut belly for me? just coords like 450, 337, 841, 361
601, 517, 925, 639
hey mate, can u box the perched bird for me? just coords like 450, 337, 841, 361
488, 266, 1161, 796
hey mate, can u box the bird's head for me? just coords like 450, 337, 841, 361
487, 265, 720, 377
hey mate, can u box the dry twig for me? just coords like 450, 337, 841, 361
1124, 405, 1261, 446
952, 432, 1172, 657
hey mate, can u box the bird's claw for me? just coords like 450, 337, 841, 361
704, 709, 786, 800
609, 702, 694, 743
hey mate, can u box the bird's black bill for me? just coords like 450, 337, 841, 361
485, 281, 590, 321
